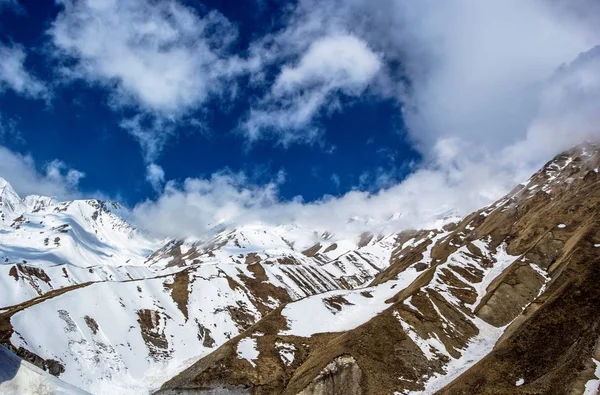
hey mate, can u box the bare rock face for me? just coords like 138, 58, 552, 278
296, 355, 363, 395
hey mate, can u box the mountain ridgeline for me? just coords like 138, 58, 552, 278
0, 143, 600, 395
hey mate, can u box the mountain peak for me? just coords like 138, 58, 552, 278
0, 178, 24, 219
0, 177, 14, 193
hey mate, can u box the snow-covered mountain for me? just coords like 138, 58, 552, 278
0, 180, 167, 308
0, 179, 414, 394
1, 143, 600, 395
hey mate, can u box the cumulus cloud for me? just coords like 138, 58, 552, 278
131, 0, 600, 241
132, 161, 509, 241
0, 43, 48, 99
388, 0, 597, 157
242, 34, 381, 144
134, 171, 282, 238
49, 0, 252, 161
504, 45, 600, 165
0, 146, 84, 199
50, 0, 245, 115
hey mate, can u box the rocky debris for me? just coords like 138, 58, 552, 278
297, 355, 363, 395
84, 316, 99, 335
302, 243, 322, 257
137, 309, 171, 360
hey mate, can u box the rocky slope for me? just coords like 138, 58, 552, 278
156, 143, 600, 395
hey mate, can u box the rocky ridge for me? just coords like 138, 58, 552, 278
156, 143, 600, 395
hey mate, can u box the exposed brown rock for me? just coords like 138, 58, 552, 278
164, 270, 190, 320
302, 244, 322, 257
137, 309, 170, 360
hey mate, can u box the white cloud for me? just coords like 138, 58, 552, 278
505, 45, 600, 165
49, 0, 253, 160
132, 160, 512, 241
0, 43, 48, 99
0, 113, 20, 142
0, 146, 84, 199
50, 0, 245, 115
388, 0, 597, 157
242, 34, 381, 144
131, 0, 600, 241
273, 35, 380, 93
45, 159, 85, 188
119, 115, 175, 162
145, 163, 165, 191
133, 171, 281, 238
330, 174, 341, 190
248, 0, 600, 156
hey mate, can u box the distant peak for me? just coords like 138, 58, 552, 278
0, 177, 19, 198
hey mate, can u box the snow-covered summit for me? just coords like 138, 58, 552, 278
0, 177, 27, 222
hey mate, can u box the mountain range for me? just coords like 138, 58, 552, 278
1, 143, 599, 395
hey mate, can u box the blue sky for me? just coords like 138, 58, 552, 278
0, 0, 599, 238
0, 1, 417, 205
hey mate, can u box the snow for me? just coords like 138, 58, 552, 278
320, 234, 399, 287
0, 177, 539, 395
236, 337, 259, 367
515, 378, 525, 386
470, 242, 515, 308
279, 230, 452, 337
275, 342, 296, 366
557, 224, 566, 228
584, 359, 600, 395
8, 263, 264, 394
397, 237, 529, 394
0, 345, 89, 394
407, 319, 507, 394
2, 188, 402, 395
0, 185, 169, 309
280, 267, 422, 337
394, 309, 448, 360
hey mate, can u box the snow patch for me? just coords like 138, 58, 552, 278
407, 319, 507, 394
275, 341, 296, 366
236, 337, 259, 367
280, 267, 422, 337
515, 378, 525, 386
393, 310, 449, 360
584, 359, 600, 395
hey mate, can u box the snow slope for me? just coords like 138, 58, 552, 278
0, 345, 89, 395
